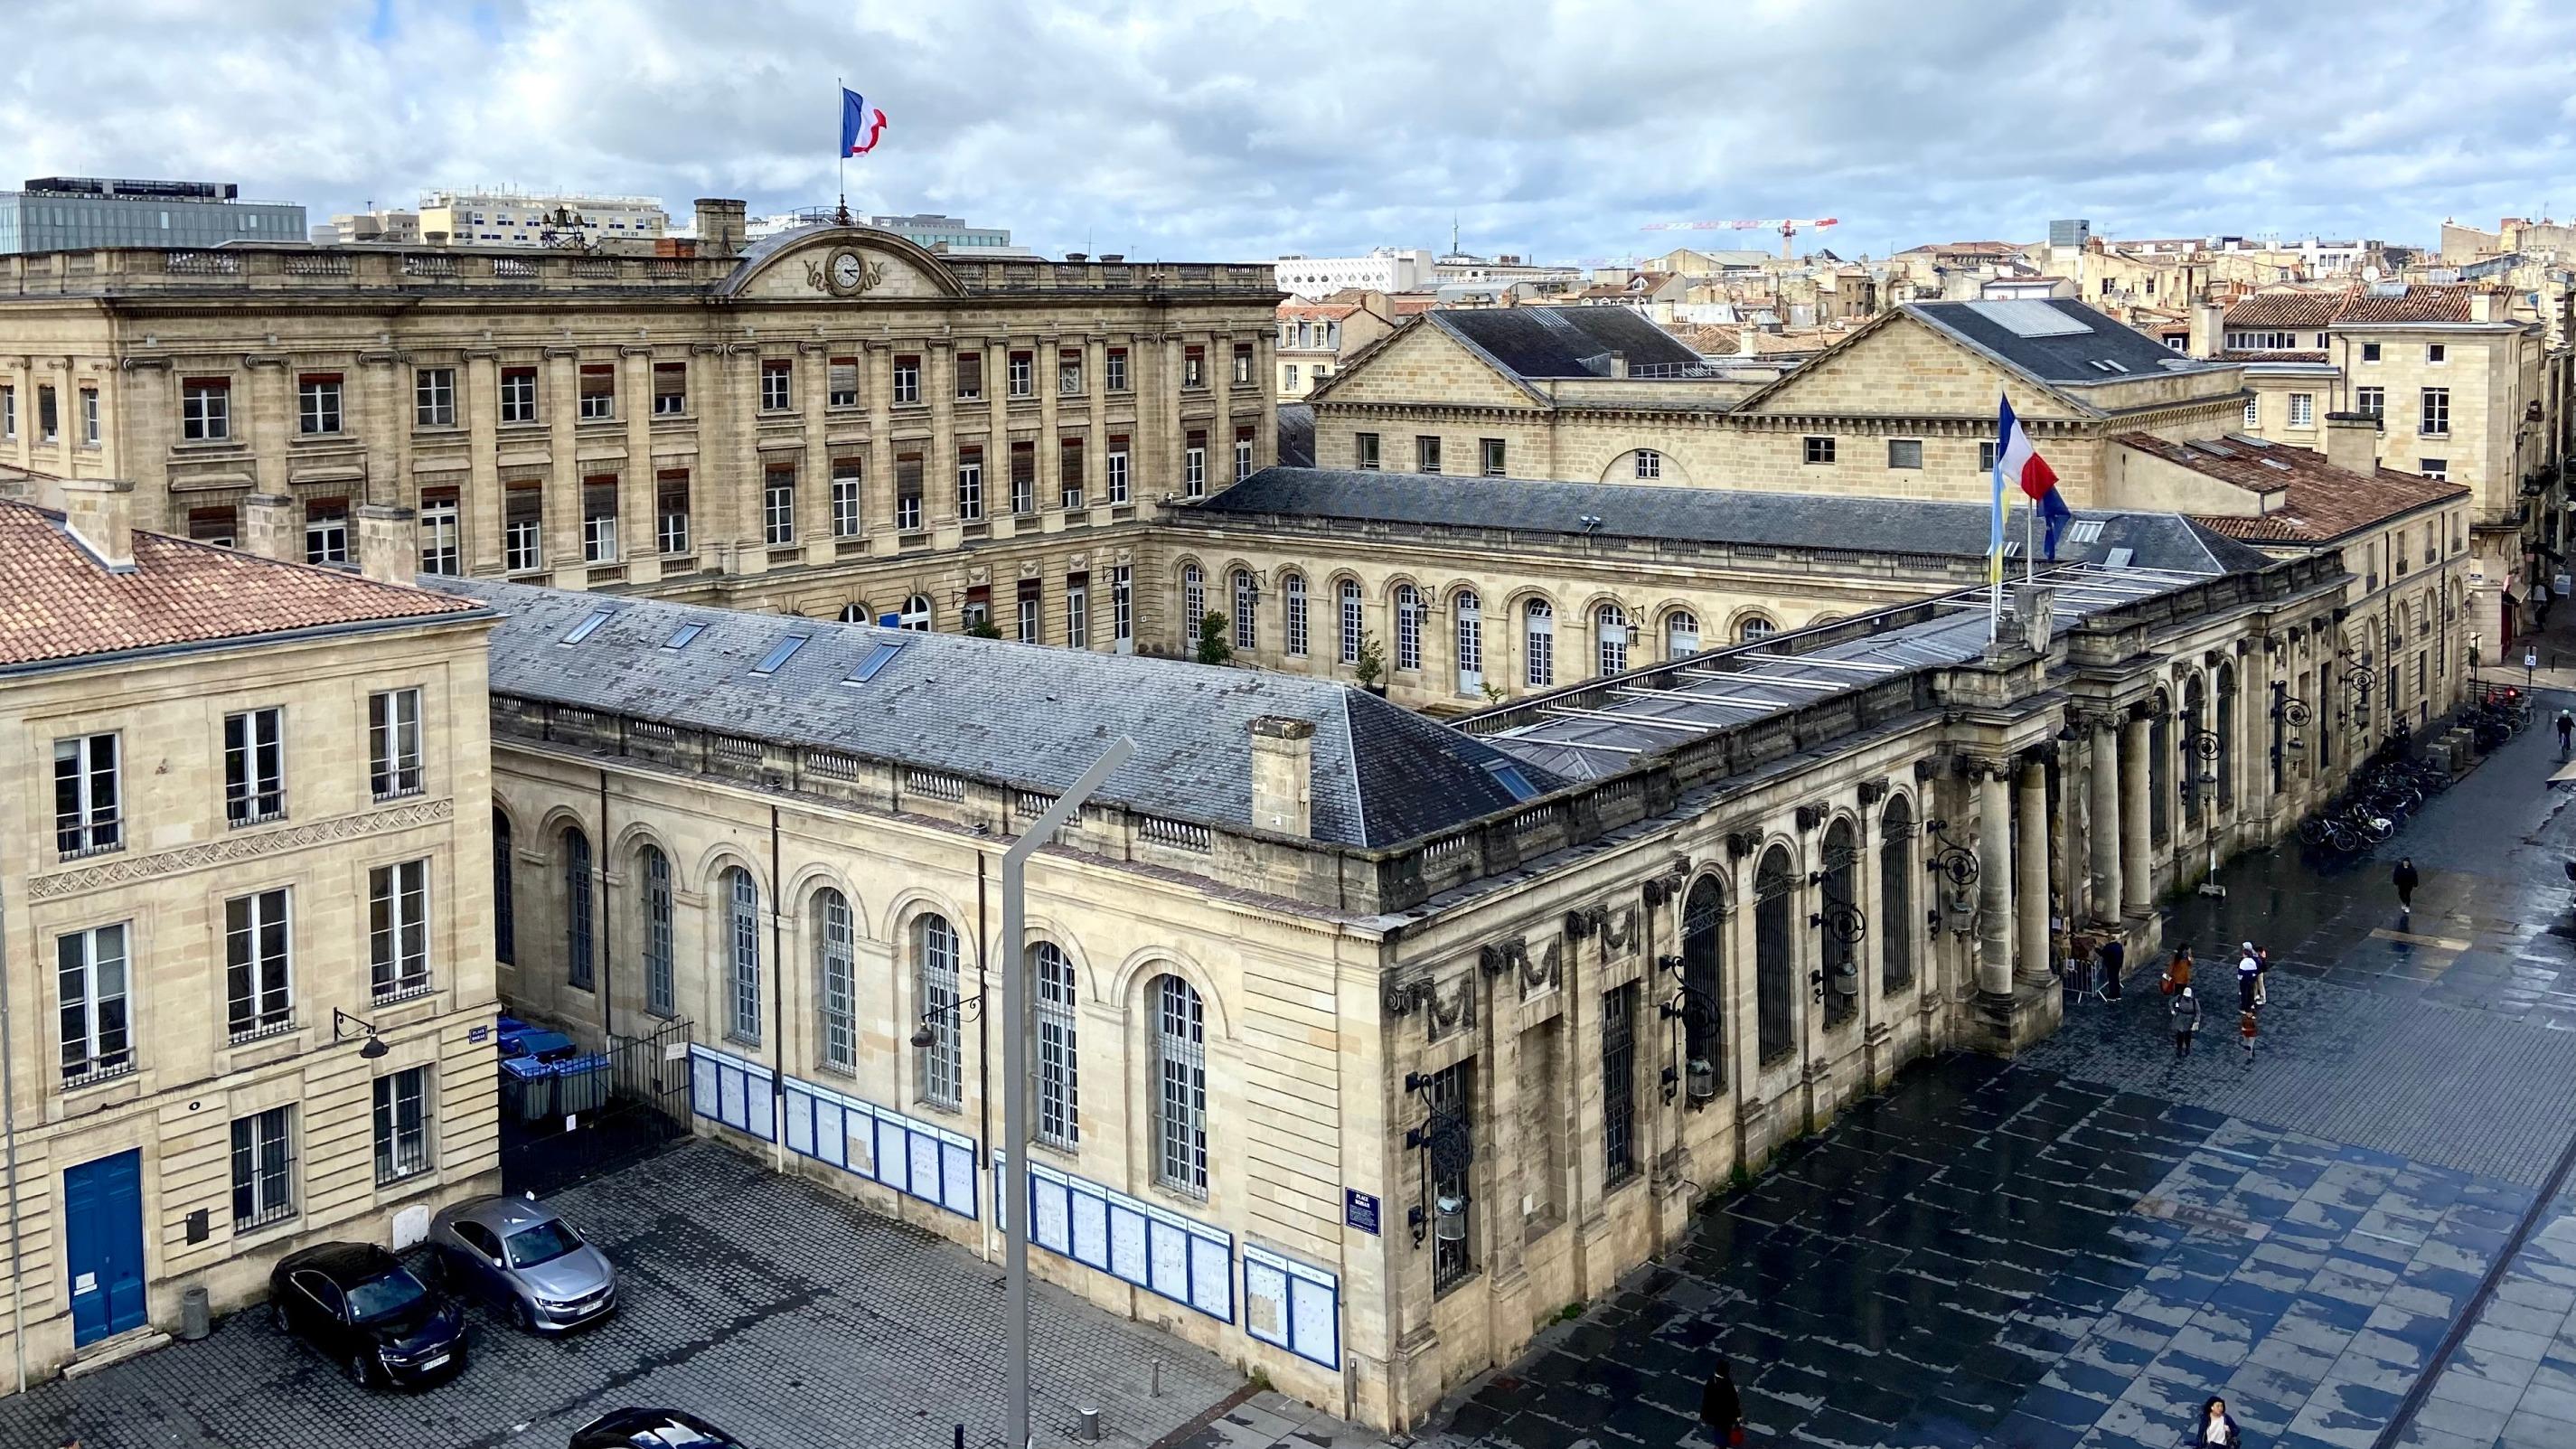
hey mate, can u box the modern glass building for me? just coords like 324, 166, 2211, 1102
0, 177, 305, 254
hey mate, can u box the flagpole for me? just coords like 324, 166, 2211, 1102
2025, 499, 2036, 583
836, 76, 846, 221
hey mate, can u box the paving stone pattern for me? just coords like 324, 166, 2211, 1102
0, 1142, 1244, 1449
2394, 1211, 2576, 1449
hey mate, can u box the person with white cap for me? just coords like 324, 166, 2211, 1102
2238, 943, 2264, 1009
2170, 985, 2201, 1059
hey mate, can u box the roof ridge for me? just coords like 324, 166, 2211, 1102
1336, 689, 1368, 847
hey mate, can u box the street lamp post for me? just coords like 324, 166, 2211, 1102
1002, 738, 1134, 1449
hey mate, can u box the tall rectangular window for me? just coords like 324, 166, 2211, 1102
2421, 388, 2450, 436
1234, 425, 1254, 484
578, 363, 615, 420
505, 484, 541, 570
653, 361, 688, 415
818, 893, 857, 1073
956, 446, 984, 520
1035, 944, 1079, 1147
1233, 343, 1254, 385
1060, 438, 1086, 507
1183, 346, 1205, 389
828, 355, 859, 408
567, 832, 596, 992
181, 377, 230, 440
418, 490, 460, 575
1415, 436, 1442, 474
2289, 392, 2314, 428
581, 476, 619, 564
500, 367, 538, 424
1185, 430, 1207, 496
223, 707, 286, 825
917, 918, 961, 1107
1356, 432, 1380, 470
297, 374, 343, 435
1113, 565, 1133, 647
896, 452, 924, 531
1065, 574, 1089, 649
2, 384, 14, 438
303, 497, 349, 567
1008, 351, 1033, 398
643, 848, 675, 1017
1105, 437, 1130, 503
1105, 347, 1128, 392
37, 385, 57, 443
372, 1068, 431, 1184
655, 471, 691, 554
225, 887, 293, 1039
830, 460, 862, 537
57, 923, 131, 1084
954, 352, 982, 401
1017, 579, 1041, 645
369, 859, 430, 1002
52, 733, 120, 857
1339, 580, 1364, 664
1011, 442, 1036, 515
759, 358, 793, 412
893, 355, 921, 405
369, 688, 424, 800
230, 1106, 295, 1230
414, 367, 456, 427
1603, 984, 1637, 1185
763, 466, 796, 546
1481, 438, 1507, 476
78, 385, 99, 445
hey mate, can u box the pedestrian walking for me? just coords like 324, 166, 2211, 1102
2240, 1008, 2258, 1063
1698, 1358, 1745, 1446
2558, 709, 2572, 759
2098, 937, 2126, 1001
2162, 945, 2194, 996
2236, 951, 2260, 1012
2393, 857, 2420, 918
2172, 986, 2200, 1059
2195, 1395, 2242, 1445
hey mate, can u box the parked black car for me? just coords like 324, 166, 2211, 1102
268, 1242, 466, 1388
569, 1407, 746, 1447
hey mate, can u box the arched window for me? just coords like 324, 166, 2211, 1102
1737, 614, 1777, 643
1231, 569, 1258, 651
493, 809, 515, 966
1524, 598, 1555, 688
899, 594, 933, 633
1283, 573, 1308, 657
1454, 589, 1483, 695
641, 845, 674, 1017
1151, 974, 1208, 1197
815, 889, 856, 1073
1395, 585, 1423, 672
917, 915, 961, 1107
1596, 603, 1629, 677
1880, 796, 1914, 993
1337, 579, 1364, 665
1033, 942, 1078, 1147
1634, 448, 1661, 480
2181, 674, 2207, 828
1819, 820, 1858, 1029
2215, 663, 2237, 811
1755, 846, 1797, 1064
1680, 876, 1725, 1089
562, 826, 594, 992
725, 867, 760, 1043
1181, 564, 1205, 635
839, 602, 871, 624
1666, 610, 1699, 660
2149, 688, 2173, 844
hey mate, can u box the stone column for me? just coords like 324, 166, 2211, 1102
1160, 334, 1186, 502
465, 353, 502, 575
864, 343, 895, 535
1976, 764, 2014, 997
926, 340, 955, 527
2088, 718, 2121, 921
1086, 335, 1110, 502
359, 353, 405, 509
2017, 755, 2052, 985
543, 349, 581, 584
1036, 333, 1061, 510
247, 357, 290, 498
2120, 710, 2154, 914
1210, 330, 1234, 488
797, 344, 832, 559
621, 347, 657, 577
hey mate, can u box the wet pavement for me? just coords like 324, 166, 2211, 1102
1429, 692, 2576, 1449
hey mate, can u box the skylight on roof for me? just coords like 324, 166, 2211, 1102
842, 637, 908, 684
663, 622, 706, 651
2261, 456, 2293, 470
2104, 547, 2136, 568
558, 609, 616, 646
750, 634, 810, 676
1962, 299, 2090, 337
2065, 520, 2105, 545
1481, 760, 1541, 802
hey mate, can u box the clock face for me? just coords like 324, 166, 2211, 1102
832, 250, 861, 287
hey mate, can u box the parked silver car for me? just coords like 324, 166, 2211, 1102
427, 1194, 616, 1332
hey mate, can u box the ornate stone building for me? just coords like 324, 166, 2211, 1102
0, 478, 500, 1388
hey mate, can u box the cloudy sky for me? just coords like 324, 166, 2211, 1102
7, 0, 2575, 263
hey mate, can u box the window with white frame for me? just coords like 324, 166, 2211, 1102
2419, 457, 2449, 481
763, 469, 796, 546
1634, 449, 1661, 480
372, 1066, 430, 1184
1737, 615, 1777, 642
1283, 573, 1308, 656
759, 359, 793, 412
653, 362, 688, 415
1185, 441, 1206, 496
831, 461, 862, 538
1284, 363, 1300, 389
52, 732, 120, 857
581, 478, 618, 564
1152, 974, 1208, 1196
1596, 603, 1628, 676
504, 485, 542, 570
370, 859, 430, 1002
369, 688, 423, 800
1113, 565, 1133, 646
1105, 348, 1128, 392
1008, 351, 1033, 398
828, 356, 859, 408
1524, 598, 1555, 688
57, 923, 131, 1084
1397, 585, 1423, 671
642, 845, 675, 1017
297, 374, 343, 434
917, 915, 962, 1107
224, 706, 286, 826
1232, 569, 1258, 651
1106, 440, 1130, 503
230, 1106, 295, 1230
893, 355, 921, 404
1337, 579, 1363, 664
956, 447, 984, 521
225, 887, 293, 1039
2421, 388, 2450, 437
816, 889, 857, 1073
1455, 589, 1483, 692
419, 494, 461, 575
2357, 386, 2385, 419
1182, 563, 1204, 631
2289, 392, 2314, 428
414, 367, 456, 428
578, 364, 615, 420
182, 377, 230, 440
303, 498, 349, 567
726, 867, 760, 1042
1666, 610, 1700, 659
2242, 397, 2260, 428
1035, 942, 1079, 1148
1235, 432, 1254, 484
500, 367, 538, 425
1066, 575, 1088, 649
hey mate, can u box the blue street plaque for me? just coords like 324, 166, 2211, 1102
1344, 1189, 1380, 1236
468, 1024, 492, 1044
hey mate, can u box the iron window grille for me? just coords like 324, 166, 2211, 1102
230, 1106, 296, 1230
57, 923, 132, 1086
1152, 974, 1208, 1197
1603, 985, 1637, 1185
224, 707, 286, 825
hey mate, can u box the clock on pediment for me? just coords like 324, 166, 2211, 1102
805, 247, 888, 297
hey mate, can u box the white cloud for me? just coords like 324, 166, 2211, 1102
5, 0, 2575, 259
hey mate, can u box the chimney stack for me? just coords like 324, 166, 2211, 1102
2323, 410, 2382, 476
1607, 350, 1630, 379
355, 504, 416, 585
58, 477, 135, 570
2187, 300, 2225, 359
242, 494, 297, 562
2469, 287, 2501, 324
1247, 716, 1314, 838
692, 198, 747, 259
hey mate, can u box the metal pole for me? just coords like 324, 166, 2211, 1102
1004, 738, 1134, 1449
0, 879, 23, 1395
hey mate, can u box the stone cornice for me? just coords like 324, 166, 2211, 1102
28, 797, 456, 901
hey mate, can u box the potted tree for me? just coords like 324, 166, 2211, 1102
1353, 633, 1387, 696
1195, 610, 1233, 665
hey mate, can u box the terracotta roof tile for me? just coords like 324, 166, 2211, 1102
2336, 285, 2475, 324
2223, 291, 2344, 328
0, 498, 479, 671
2111, 432, 2467, 543
2224, 283, 2483, 330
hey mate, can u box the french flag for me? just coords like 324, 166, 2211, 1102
1994, 394, 2073, 562
841, 88, 888, 156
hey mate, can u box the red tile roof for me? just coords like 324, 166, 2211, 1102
2225, 283, 2484, 330
0, 498, 479, 671
1275, 301, 1363, 320
2111, 432, 2467, 543
2337, 285, 2475, 324
2223, 291, 2343, 329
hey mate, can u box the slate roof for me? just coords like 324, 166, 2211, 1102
1905, 299, 2227, 386
1426, 306, 1701, 380
2113, 432, 2469, 544
437, 578, 1560, 851
1193, 467, 2277, 574
0, 497, 481, 673
1275, 403, 1316, 467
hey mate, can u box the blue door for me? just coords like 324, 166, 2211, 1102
63, 1151, 146, 1346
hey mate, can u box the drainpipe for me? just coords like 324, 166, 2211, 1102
0, 875, 23, 1396
974, 851, 992, 1235
769, 805, 786, 1163
597, 768, 613, 1043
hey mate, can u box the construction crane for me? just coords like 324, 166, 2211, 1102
1642, 217, 1839, 259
